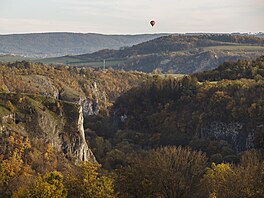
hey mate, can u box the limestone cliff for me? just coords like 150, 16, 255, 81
200, 121, 255, 151
0, 93, 96, 163
68, 105, 96, 163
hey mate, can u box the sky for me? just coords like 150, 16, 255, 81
0, 0, 263, 34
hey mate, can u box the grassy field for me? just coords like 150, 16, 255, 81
0, 53, 124, 69
35, 56, 77, 64
151, 45, 264, 57
0, 55, 32, 62
65, 60, 124, 68
34, 56, 125, 68
156, 73, 186, 78
203, 45, 264, 51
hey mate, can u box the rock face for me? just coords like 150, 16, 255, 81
82, 82, 101, 119
70, 105, 96, 163
0, 94, 96, 164
82, 99, 99, 117
44, 102, 96, 163
200, 121, 255, 151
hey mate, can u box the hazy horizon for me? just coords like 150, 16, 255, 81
0, 31, 263, 36
0, 0, 263, 34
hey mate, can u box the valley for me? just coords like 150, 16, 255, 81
1, 0, 263, 196
0, 36, 263, 197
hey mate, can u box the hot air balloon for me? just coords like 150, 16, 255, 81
150, 20, 155, 27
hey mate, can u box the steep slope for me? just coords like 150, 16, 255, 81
0, 61, 149, 166
0, 93, 96, 163
0, 61, 150, 196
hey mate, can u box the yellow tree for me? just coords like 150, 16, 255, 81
203, 152, 264, 198
204, 163, 236, 198
0, 134, 32, 197
30, 171, 67, 198
66, 162, 115, 198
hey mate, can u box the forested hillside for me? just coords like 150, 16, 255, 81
87, 57, 264, 197
0, 58, 263, 197
89, 57, 264, 168
195, 56, 264, 81
0, 61, 148, 103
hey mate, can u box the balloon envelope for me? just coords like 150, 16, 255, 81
150, 20, 155, 27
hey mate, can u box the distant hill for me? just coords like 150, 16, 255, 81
38, 34, 264, 74
0, 32, 168, 58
